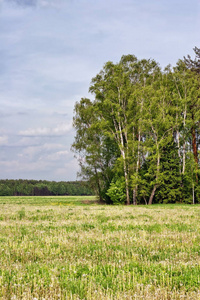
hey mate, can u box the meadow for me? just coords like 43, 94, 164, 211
0, 196, 200, 299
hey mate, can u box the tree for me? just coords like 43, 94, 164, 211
183, 48, 200, 184
184, 46, 200, 74
72, 98, 118, 202
72, 50, 200, 204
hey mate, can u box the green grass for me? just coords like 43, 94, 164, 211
0, 197, 200, 299
0, 195, 97, 206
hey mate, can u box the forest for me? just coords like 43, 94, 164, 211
72, 47, 200, 205
0, 179, 93, 196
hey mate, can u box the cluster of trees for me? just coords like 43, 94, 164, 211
0, 180, 94, 196
72, 47, 200, 205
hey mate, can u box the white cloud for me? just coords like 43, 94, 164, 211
42, 143, 64, 150
44, 150, 69, 161
0, 150, 79, 181
53, 122, 73, 135
12, 136, 41, 147
0, 160, 19, 168
0, 136, 8, 145
0, 159, 49, 172
18, 143, 66, 159
19, 121, 72, 136
38, 0, 66, 9
54, 159, 80, 177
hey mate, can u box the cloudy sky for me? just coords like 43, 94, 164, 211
0, 0, 200, 181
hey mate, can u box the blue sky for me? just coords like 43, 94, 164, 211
0, 0, 200, 181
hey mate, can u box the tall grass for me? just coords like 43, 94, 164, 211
0, 197, 199, 299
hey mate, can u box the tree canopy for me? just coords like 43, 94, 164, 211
72, 47, 200, 205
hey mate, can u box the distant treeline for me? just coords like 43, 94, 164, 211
0, 179, 94, 196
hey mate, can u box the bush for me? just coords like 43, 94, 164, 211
106, 178, 126, 205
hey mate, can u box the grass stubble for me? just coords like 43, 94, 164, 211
0, 196, 200, 299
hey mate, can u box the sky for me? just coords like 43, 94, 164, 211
0, 0, 200, 182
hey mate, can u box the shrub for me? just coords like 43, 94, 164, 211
106, 178, 126, 204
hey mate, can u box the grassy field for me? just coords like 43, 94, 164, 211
0, 196, 200, 299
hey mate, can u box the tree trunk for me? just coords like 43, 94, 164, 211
191, 126, 198, 183
124, 166, 130, 205
121, 147, 130, 205
176, 130, 181, 174
148, 184, 157, 205
148, 142, 160, 205
133, 188, 137, 205
182, 140, 186, 174
192, 183, 195, 204
119, 119, 130, 205
191, 127, 198, 164
133, 130, 141, 205
94, 167, 102, 201
182, 107, 187, 174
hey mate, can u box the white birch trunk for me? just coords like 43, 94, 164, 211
148, 142, 160, 205
182, 107, 187, 174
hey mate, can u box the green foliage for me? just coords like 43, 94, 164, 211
72, 48, 200, 204
106, 178, 126, 205
0, 180, 94, 196
156, 140, 182, 203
